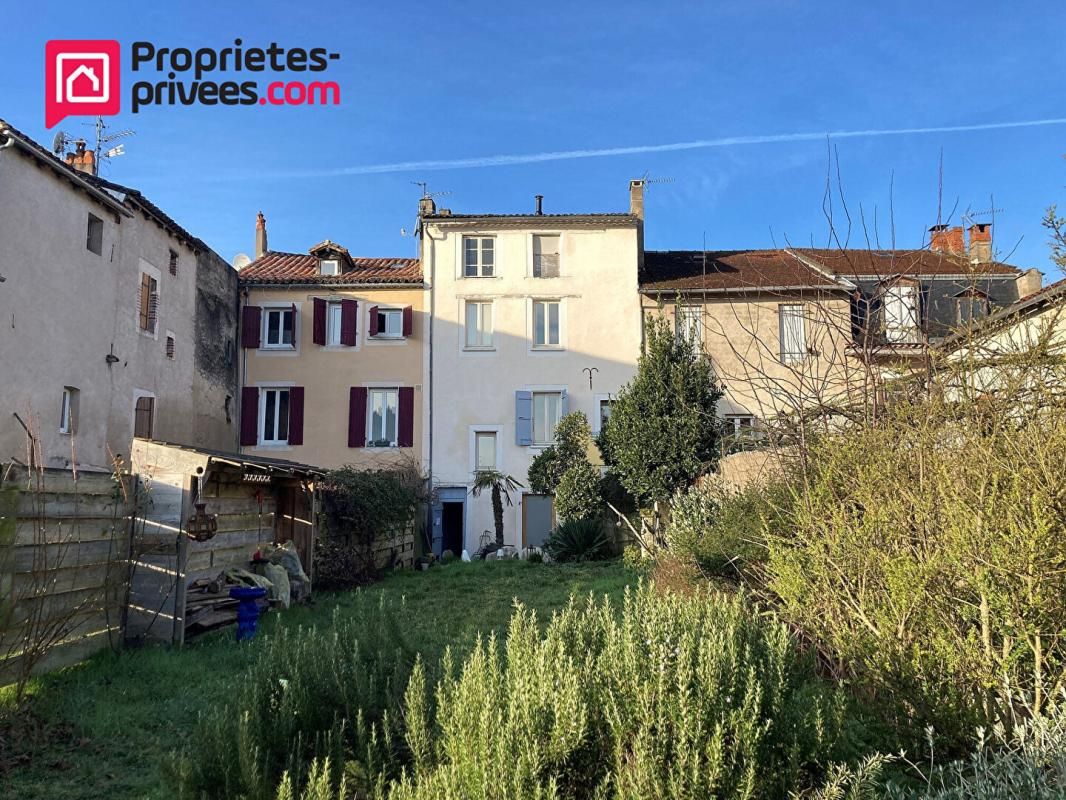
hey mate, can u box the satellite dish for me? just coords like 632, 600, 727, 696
52, 131, 68, 155
232, 253, 252, 270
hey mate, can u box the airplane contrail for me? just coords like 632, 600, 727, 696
245, 117, 1066, 179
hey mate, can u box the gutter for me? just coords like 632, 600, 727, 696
239, 281, 425, 290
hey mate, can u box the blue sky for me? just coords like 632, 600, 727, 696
3, 1, 1065, 275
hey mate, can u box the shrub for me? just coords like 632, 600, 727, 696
554, 460, 602, 522
279, 585, 844, 800
545, 519, 612, 562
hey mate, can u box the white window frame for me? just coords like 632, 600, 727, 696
531, 298, 563, 350
59, 386, 77, 434
367, 387, 400, 448
531, 232, 562, 278
593, 393, 614, 436
779, 304, 807, 364
259, 386, 291, 446
326, 301, 344, 346
469, 425, 503, 474
374, 307, 404, 339
319, 258, 340, 276
464, 299, 494, 350
531, 391, 563, 446
262, 306, 297, 350
883, 282, 920, 343
462, 236, 496, 278
676, 304, 702, 345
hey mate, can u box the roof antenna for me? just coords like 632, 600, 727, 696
80, 116, 134, 176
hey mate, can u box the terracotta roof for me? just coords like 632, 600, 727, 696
239, 251, 422, 285
794, 248, 1020, 278
640, 250, 847, 293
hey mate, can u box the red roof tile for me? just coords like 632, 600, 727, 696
641, 250, 845, 292
239, 251, 422, 285
794, 248, 1020, 278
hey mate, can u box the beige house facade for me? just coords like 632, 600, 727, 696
420, 185, 645, 555
238, 226, 425, 471
0, 120, 239, 472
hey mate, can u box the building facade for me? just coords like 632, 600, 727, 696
237, 222, 425, 470
0, 121, 239, 472
419, 184, 645, 555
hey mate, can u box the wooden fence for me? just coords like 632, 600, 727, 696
0, 465, 132, 686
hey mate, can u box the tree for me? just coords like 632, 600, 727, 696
470, 470, 523, 548
599, 315, 724, 507
527, 412, 604, 521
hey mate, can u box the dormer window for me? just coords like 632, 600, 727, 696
320, 259, 340, 276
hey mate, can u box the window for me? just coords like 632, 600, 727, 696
260, 388, 290, 444
166, 334, 175, 359
532, 300, 561, 348
264, 307, 295, 348
320, 259, 339, 276
134, 396, 155, 440
723, 415, 760, 452
533, 234, 560, 278
464, 300, 494, 349
475, 431, 497, 471
779, 304, 807, 364
957, 293, 989, 324
375, 308, 403, 338
59, 387, 78, 434
139, 272, 159, 334
326, 301, 343, 345
598, 398, 614, 432
86, 213, 103, 255
463, 236, 495, 277
677, 305, 702, 344
532, 392, 562, 445
368, 388, 399, 447
168, 249, 178, 276
883, 283, 920, 343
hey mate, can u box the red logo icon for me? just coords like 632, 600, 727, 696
45, 40, 121, 128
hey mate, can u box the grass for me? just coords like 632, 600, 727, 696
0, 560, 634, 799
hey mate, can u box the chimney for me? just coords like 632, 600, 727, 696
629, 179, 645, 220
418, 196, 436, 217
929, 224, 964, 255
968, 223, 992, 263
255, 211, 268, 259
65, 139, 95, 176
1016, 267, 1043, 298
534, 194, 543, 215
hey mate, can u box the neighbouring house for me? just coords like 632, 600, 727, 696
639, 225, 1041, 441
419, 184, 644, 555
237, 215, 425, 470
0, 121, 239, 473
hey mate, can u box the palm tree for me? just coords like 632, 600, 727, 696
470, 470, 523, 548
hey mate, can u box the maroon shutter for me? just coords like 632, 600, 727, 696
348, 387, 368, 448
368, 306, 379, 337
240, 387, 259, 446
241, 305, 261, 349
290, 303, 298, 348
340, 299, 358, 346
402, 306, 413, 337
398, 387, 414, 448
288, 387, 305, 445
312, 298, 326, 345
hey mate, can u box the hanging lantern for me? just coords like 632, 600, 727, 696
186, 501, 218, 542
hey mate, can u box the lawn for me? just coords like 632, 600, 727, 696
1, 560, 636, 799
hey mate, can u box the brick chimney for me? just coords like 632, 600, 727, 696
418, 195, 436, 217
65, 139, 95, 176
930, 224, 964, 255
968, 223, 992, 263
255, 211, 268, 259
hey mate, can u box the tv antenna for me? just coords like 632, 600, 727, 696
81, 116, 135, 176
411, 181, 452, 200
962, 207, 1004, 226
640, 171, 675, 186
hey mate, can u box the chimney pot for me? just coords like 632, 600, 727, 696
64, 139, 96, 176
534, 195, 543, 215
255, 211, 268, 259
629, 179, 645, 221
929, 224, 964, 255
968, 223, 993, 263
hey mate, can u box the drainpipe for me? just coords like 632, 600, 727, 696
238, 286, 249, 453
0, 128, 14, 151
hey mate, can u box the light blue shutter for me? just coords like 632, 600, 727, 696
560, 390, 569, 418
515, 390, 533, 446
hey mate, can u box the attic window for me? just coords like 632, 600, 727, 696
320, 259, 339, 276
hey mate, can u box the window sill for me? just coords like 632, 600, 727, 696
531, 346, 565, 352
463, 346, 496, 353
256, 443, 292, 450
366, 444, 400, 450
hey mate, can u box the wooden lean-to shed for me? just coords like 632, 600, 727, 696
125, 440, 322, 646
